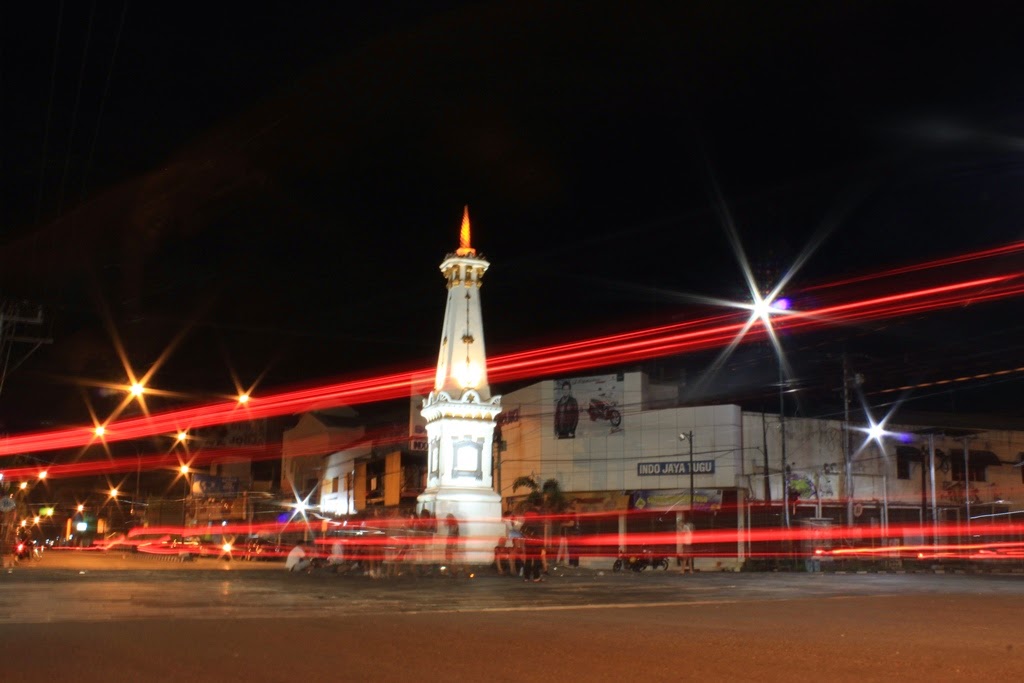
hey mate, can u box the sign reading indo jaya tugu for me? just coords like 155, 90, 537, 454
637, 460, 715, 476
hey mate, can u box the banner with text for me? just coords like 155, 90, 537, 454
631, 489, 723, 511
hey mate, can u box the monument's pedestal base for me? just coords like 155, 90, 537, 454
419, 487, 504, 565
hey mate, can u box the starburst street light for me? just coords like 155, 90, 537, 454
129, 382, 145, 397
866, 421, 885, 443
853, 408, 910, 450
847, 402, 912, 535
237, 393, 250, 404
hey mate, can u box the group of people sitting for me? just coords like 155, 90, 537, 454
495, 513, 578, 581
284, 510, 458, 577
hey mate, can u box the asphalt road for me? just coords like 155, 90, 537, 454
2, 552, 1022, 682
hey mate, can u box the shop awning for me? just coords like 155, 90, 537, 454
965, 450, 1002, 467
896, 446, 924, 462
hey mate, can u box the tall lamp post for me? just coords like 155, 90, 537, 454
680, 431, 694, 514
180, 465, 191, 528
866, 420, 893, 546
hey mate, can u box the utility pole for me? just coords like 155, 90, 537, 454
688, 431, 694, 513
779, 362, 789, 529
927, 433, 938, 549
761, 411, 770, 502
0, 301, 53, 398
842, 354, 854, 527
963, 437, 972, 538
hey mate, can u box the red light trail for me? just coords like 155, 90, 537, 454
46, 516, 1024, 565
0, 242, 1021, 467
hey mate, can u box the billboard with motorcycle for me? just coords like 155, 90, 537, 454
553, 374, 624, 439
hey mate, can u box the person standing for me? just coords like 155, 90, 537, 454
521, 519, 544, 582
1, 507, 17, 570
555, 524, 570, 567
444, 513, 461, 569
567, 508, 582, 568
679, 518, 695, 574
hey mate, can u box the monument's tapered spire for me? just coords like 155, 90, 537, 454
431, 206, 492, 399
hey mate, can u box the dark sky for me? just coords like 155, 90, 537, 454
1, 1, 1023, 432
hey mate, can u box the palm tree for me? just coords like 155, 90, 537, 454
511, 475, 567, 514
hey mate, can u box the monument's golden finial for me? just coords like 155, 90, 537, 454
455, 205, 475, 256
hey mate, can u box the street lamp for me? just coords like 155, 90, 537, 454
180, 465, 191, 527
679, 431, 694, 514
862, 414, 900, 544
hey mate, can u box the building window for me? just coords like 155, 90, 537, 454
897, 456, 912, 480
951, 450, 1000, 483
429, 438, 440, 478
951, 460, 986, 483
896, 447, 922, 481
331, 477, 340, 494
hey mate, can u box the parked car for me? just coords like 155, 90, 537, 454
169, 535, 211, 559
99, 532, 131, 552
242, 536, 285, 562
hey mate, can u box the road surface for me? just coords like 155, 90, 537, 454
2, 552, 1021, 681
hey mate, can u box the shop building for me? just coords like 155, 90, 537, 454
496, 371, 1024, 570
497, 371, 748, 570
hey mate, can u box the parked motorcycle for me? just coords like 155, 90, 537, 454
15, 540, 42, 562
587, 398, 622, 427
612, 547, 669, 572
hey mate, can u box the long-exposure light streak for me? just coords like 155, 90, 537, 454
0, 253, 1020, 462
43, 518, 1024, 564
802, 239, 1024, 292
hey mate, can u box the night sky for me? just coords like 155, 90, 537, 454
1, 1, 1023, 434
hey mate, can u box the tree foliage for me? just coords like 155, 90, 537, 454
511, 475, 567, 513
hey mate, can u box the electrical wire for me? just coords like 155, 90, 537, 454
56, 0, 97, 216
34, 0, 65, 226
81, 0, 128, 202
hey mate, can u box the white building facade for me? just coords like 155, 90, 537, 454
498, 371, 748, 570
497, 370, 1024, 570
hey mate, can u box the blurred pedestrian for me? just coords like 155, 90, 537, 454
444, 513, 461, 568
1, 508, 16, 570
521, 519, 544, 582
494, 535, 511, 575
679, 518, 695, 574
286, 539, 311, 573
555, 518, 571, 567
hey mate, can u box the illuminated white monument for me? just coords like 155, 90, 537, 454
418, 206, 504, 564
